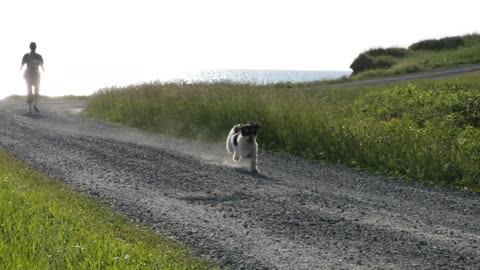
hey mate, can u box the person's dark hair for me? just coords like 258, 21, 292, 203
30, 42, 37, 51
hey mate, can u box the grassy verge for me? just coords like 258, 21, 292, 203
0, 150, 218, 269
85, 74, 480, 191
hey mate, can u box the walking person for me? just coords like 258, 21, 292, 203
19, 42, 44, 114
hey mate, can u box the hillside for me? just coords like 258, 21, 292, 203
350, 33, 480, 79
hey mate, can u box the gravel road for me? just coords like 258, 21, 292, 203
0, 99, 479, 270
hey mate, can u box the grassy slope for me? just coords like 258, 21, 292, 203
351, 34, 480, 80
85, 74, 480, 191
0, 150, 218, 269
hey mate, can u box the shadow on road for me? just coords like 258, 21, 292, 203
20, 112, 46, 119
232, 167, 274, 181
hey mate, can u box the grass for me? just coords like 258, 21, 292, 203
0, 150, 219, 269
85, 74, 480, 191
351, 33, 480, 80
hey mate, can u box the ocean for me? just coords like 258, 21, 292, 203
167, 69, 351, 85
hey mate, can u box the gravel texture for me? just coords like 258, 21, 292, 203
0, 99, 479, 270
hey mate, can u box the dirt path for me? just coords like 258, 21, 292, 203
0, 99, 478, 270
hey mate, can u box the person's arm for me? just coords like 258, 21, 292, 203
19, 54, 26, 72
40, 55, 45, 72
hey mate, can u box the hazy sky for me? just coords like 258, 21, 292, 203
0, 0, 478, 97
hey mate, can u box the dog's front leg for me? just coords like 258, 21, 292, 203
249, 155, 258, 173
233, 151, 240, 161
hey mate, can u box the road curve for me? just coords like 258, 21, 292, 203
331, 63, 480, 87
0, 99, 479, 270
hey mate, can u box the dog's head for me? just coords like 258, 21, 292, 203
240, 122, 260, 137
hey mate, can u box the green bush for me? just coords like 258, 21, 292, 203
352, 81, 480, 187
353, 82, 480, 128
350, 48, 406, 74
409, 36, 465, 51
372, 56, 396, 69
350, 54, 396, 75
463, 33, 480, 45
350, 53, 374, 75
365, 47, 408, 57
452, 92, 480, 127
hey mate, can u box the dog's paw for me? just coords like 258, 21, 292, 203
233, 153, 240, 161
249, 168, 259, 174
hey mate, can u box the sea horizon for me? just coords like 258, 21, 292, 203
164, 69, 352, 85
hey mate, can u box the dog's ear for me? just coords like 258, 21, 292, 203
233, 124, 243, 133
250, 122, 260, 129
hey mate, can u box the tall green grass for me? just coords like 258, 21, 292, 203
86, 76, 480, 191
0, 150, 218, 269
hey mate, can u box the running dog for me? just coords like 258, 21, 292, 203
226, 122, 260, 173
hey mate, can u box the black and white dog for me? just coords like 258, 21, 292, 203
226, 122, 260, 173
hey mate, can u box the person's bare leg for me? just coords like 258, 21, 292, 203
33, 82, 40, 113
26, 82, 33, 113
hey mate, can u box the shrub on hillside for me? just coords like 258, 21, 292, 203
350, 53, 374, 75
372, 57, 396, 69
365, 47, 408, 58
409, 36, 465, 51
350, 54, 396, 75
463, 33, 480, 44
452, 93, 480, 127
353, 82, 480, 128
